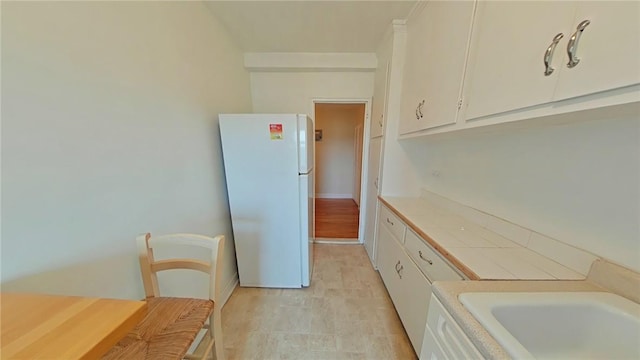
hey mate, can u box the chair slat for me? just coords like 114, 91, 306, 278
151, 234, 224, 250
151, 259, 210, 274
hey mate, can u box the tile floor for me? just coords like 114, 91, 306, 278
221, 244, 418, 359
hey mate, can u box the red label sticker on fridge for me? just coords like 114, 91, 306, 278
269, 124, 283, 140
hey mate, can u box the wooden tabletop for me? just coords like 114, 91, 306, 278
1, 292, 147, 359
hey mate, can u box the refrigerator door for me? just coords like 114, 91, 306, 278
297, 115, 314, 174
299, 169, 314, 286
220, 114, 303, 288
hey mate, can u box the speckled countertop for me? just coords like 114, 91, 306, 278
431, 280, 607, 359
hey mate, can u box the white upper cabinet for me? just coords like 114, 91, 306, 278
370, 61, 390, 138
399, 1, 476, 135
462, 1, 577, 121
553, 1, 640, 101
463, 1, 640, 122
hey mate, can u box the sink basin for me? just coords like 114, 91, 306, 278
458, 292, 640, 359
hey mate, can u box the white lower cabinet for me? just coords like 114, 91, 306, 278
421, 327, 448, 360
377, 225, 406, 312
394, 245, 431, 354
377, 224, 430, 354
376, 204, 466, 355
421, 294, 483, 360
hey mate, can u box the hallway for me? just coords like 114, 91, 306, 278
315, 199, 360, 240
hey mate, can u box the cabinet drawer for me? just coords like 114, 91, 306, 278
380, 205, 405, 243
427, 295, 483, 360
405, 230, 464, 282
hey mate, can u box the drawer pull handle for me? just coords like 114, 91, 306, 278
415, 100, 425, 120
543, 32, 564, 76
395, 261, 403, 279
419, 250, 433, 265
567, 20, 591, 68
386, 218, 394, 226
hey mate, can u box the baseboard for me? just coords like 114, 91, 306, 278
314, 238, 360, 244
315, 193, 353, 199
221, 272, 238, 306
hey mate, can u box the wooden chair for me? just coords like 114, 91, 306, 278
103, 233, 225, 360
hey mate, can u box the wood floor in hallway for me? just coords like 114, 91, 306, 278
315, 199, 360, 239
221, 244, 417, 359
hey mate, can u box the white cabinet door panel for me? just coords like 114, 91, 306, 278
377, 220, 431, 355
363, 137, 382, 263
553, 1, 640, 101
463, 1, 577, 120
394, 248, 431, 355
376, 225, 404, 309
371, 61, 390, 138
399, 1, 475, 134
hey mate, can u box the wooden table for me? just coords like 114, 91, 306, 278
1, 292, 147, 359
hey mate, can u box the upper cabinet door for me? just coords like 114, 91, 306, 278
462, 1, 577, 121
553, 1, 640, 101
399, 1, 476, 135
370, 61, 390, 139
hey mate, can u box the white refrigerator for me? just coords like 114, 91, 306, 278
219, 114, 314, 288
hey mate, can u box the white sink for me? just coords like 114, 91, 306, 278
458, 292, 640, 359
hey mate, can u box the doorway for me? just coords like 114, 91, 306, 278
313, 101, 369, 243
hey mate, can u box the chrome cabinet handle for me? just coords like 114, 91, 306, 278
395, 260, 403, 279
374, 178, 378, 188
418, 250, 433, 265
544, 33, 564, 76
386, 218, 394, 226
567, 20, 591, 68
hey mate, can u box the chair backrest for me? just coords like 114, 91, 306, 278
136, 233, 225, 302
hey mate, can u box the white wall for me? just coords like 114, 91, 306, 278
315, 104, 364, 198
407, 115, 640, 271
244, 52, 377, 72
249, 72, 374, 115
1, 2, 252, 299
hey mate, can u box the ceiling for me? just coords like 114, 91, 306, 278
204, 1, 417, 53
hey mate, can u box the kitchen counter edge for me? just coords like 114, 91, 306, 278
431, 280, 606, 360
378, 196, 481, 280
